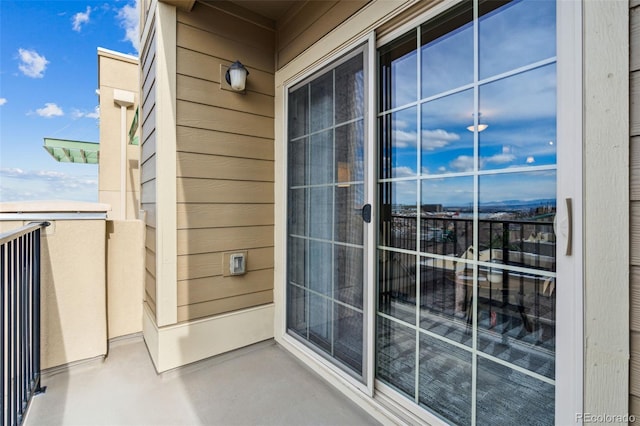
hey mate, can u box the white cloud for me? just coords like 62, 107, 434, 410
392, 166, 415, 178
0, 168, 98, 202
484, 153, 516, 164
35, 103, 64, 118
117, 0, 140, 53
421, 128, 460, 151
0, 98, 6, 106
393, 129, 417, 148
450, 155, 474, 172
72, 105, 99, 119
17, 48, 49, 78
72, 6, 92, 32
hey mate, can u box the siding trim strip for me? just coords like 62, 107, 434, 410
155, 1, 178, 327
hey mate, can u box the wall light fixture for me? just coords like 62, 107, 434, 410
225, 61, 249, 92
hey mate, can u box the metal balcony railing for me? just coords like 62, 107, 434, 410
379, 214, 556, 338
0, 222, 49, 426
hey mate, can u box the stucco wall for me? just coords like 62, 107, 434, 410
106, 220, 145, 339
0, 219, 107, 370
98, 49, 140, 221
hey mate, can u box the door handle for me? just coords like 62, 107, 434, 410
556, 198, 573, 256
565, 198, 572, 256
362, 204, 372, 223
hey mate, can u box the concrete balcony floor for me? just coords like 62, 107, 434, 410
24, 336, 378, 426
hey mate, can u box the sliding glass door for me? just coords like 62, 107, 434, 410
286, 48, 368, 378
376, 1, 558, 424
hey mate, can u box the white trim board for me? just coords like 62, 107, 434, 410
143, 303, 274, 372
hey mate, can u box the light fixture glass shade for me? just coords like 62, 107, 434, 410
225, 61, 249, 91
466, 123, 488, 132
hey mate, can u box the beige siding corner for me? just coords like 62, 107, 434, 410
154, 1, 178, 327
583, 0, 629, 416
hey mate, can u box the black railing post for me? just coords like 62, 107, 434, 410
0, 222, 48, 425
33, 227, 44, 396
1, 243, 5, 426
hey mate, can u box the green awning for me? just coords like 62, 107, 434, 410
129, 107, 139, 146
43, 138, 99, 164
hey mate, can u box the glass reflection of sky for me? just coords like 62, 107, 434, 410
479, 64, 556, 170
378, 0, 557, 207
421, 89, 473, 174
421, 9, 473, 98
380, 181, 417, 208
479, 0, 556, 80
388, 106, 418, 178
479, 171, 556, 208
392, 51, 417, 109
421, 176, 473, 209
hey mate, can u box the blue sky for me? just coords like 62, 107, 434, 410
0, 0, 139, 202
381, 0, 557, 207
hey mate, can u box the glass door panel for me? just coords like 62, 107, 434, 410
286, 49, 367, 378
377, 1, 557, 424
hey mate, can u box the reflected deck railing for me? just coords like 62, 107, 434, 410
0, 222, 49, 426
380, 214, 556, 330
383, 214, 556, 261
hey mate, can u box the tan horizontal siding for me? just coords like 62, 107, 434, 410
176, 47, 275, 96
200, 0, 275, 30
634, 3, 640, 414
141, 17, 157, 325
145, 291, 157, 318
177, 290, 272, 322
176, 152, 274, 181
141, 27, 156, 75
633, 6, 640, 72
145, 248, 156, 279
177, 22, 274, 72
177, 225, 273, 255
632, 332, 640, 397
141, 154, 156, 184
177, 100, 274, 139
142, 58, 156, 109
175, 3, 275, 321
176, 203, 273, 229
176, 74, 274, 118
632, 394, 640, 418
143, 202, 156, 228
632, 203, 640, 265
145, 270, 156, 302
277, 0, 369, 69
176, 126, 273, 161
177, 178, 274, 203
277, 1, 337, 49
177, 247, 274, 281
178, 268, 273, 306
632, 71, 640, 137
633, 267, 640, 333
178, 2, 274, 51
141, 131, 156, 163
631, 137, 640, 200
141, 179, 156, 204
141, 95, 156, 131
145, 225, 156, 252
